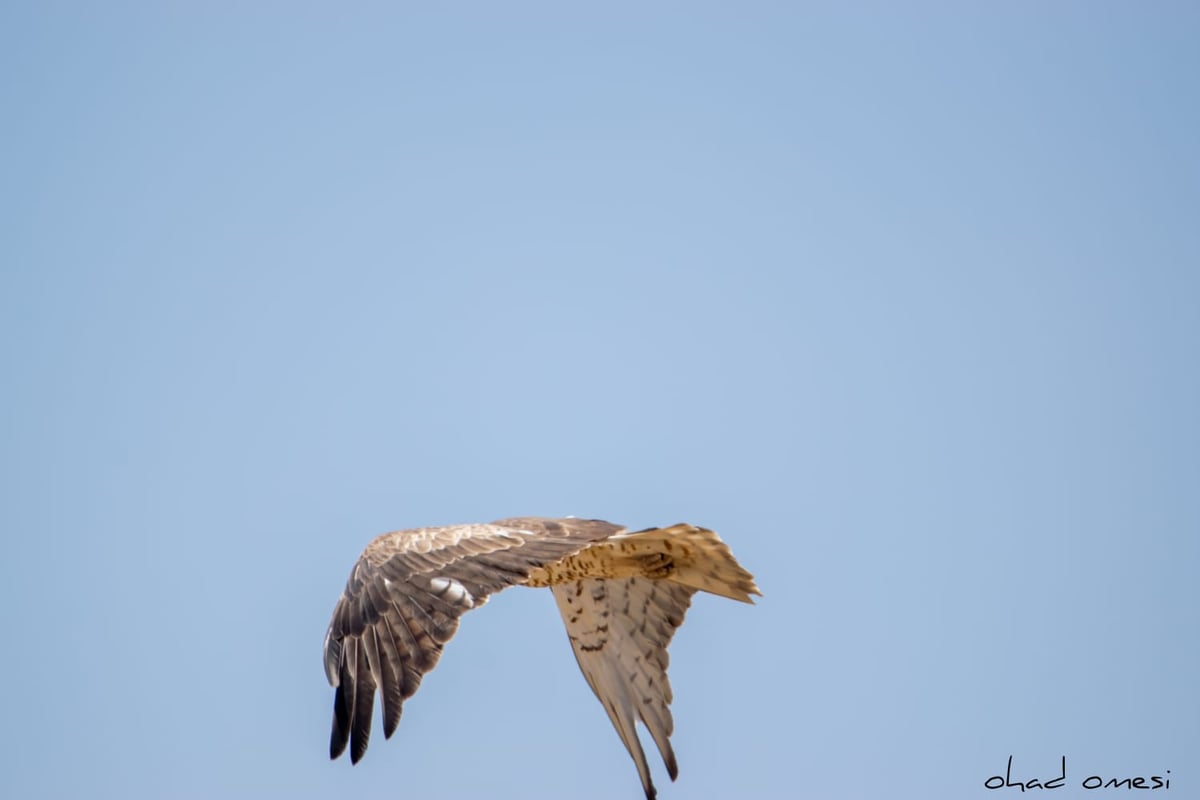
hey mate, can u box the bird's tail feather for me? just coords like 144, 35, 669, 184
619, 524, 761, 603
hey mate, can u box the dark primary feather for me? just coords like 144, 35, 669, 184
324, 518, 620, 762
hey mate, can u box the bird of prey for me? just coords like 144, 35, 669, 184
323, 517, 760, 799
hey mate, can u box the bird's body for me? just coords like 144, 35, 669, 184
323, 517, 760, 799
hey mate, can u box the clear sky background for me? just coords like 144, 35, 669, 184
2, 3, 1197, 799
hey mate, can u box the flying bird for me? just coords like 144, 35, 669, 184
323, 517, 761, 799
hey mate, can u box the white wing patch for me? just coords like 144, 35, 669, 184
429, 577, 475, 608
552, 577, 696, 800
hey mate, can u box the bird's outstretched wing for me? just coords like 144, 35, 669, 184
323, 518, 619, 763
551, 577, 696, 800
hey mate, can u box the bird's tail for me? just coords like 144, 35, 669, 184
618, 524, 762, 603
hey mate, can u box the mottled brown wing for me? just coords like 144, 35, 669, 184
551, 577, 697, 800
323, 518, 620, 764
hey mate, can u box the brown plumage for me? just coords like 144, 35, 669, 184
323, 517, 760, 799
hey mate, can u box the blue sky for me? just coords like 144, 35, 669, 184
2, 3, 1197, 798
